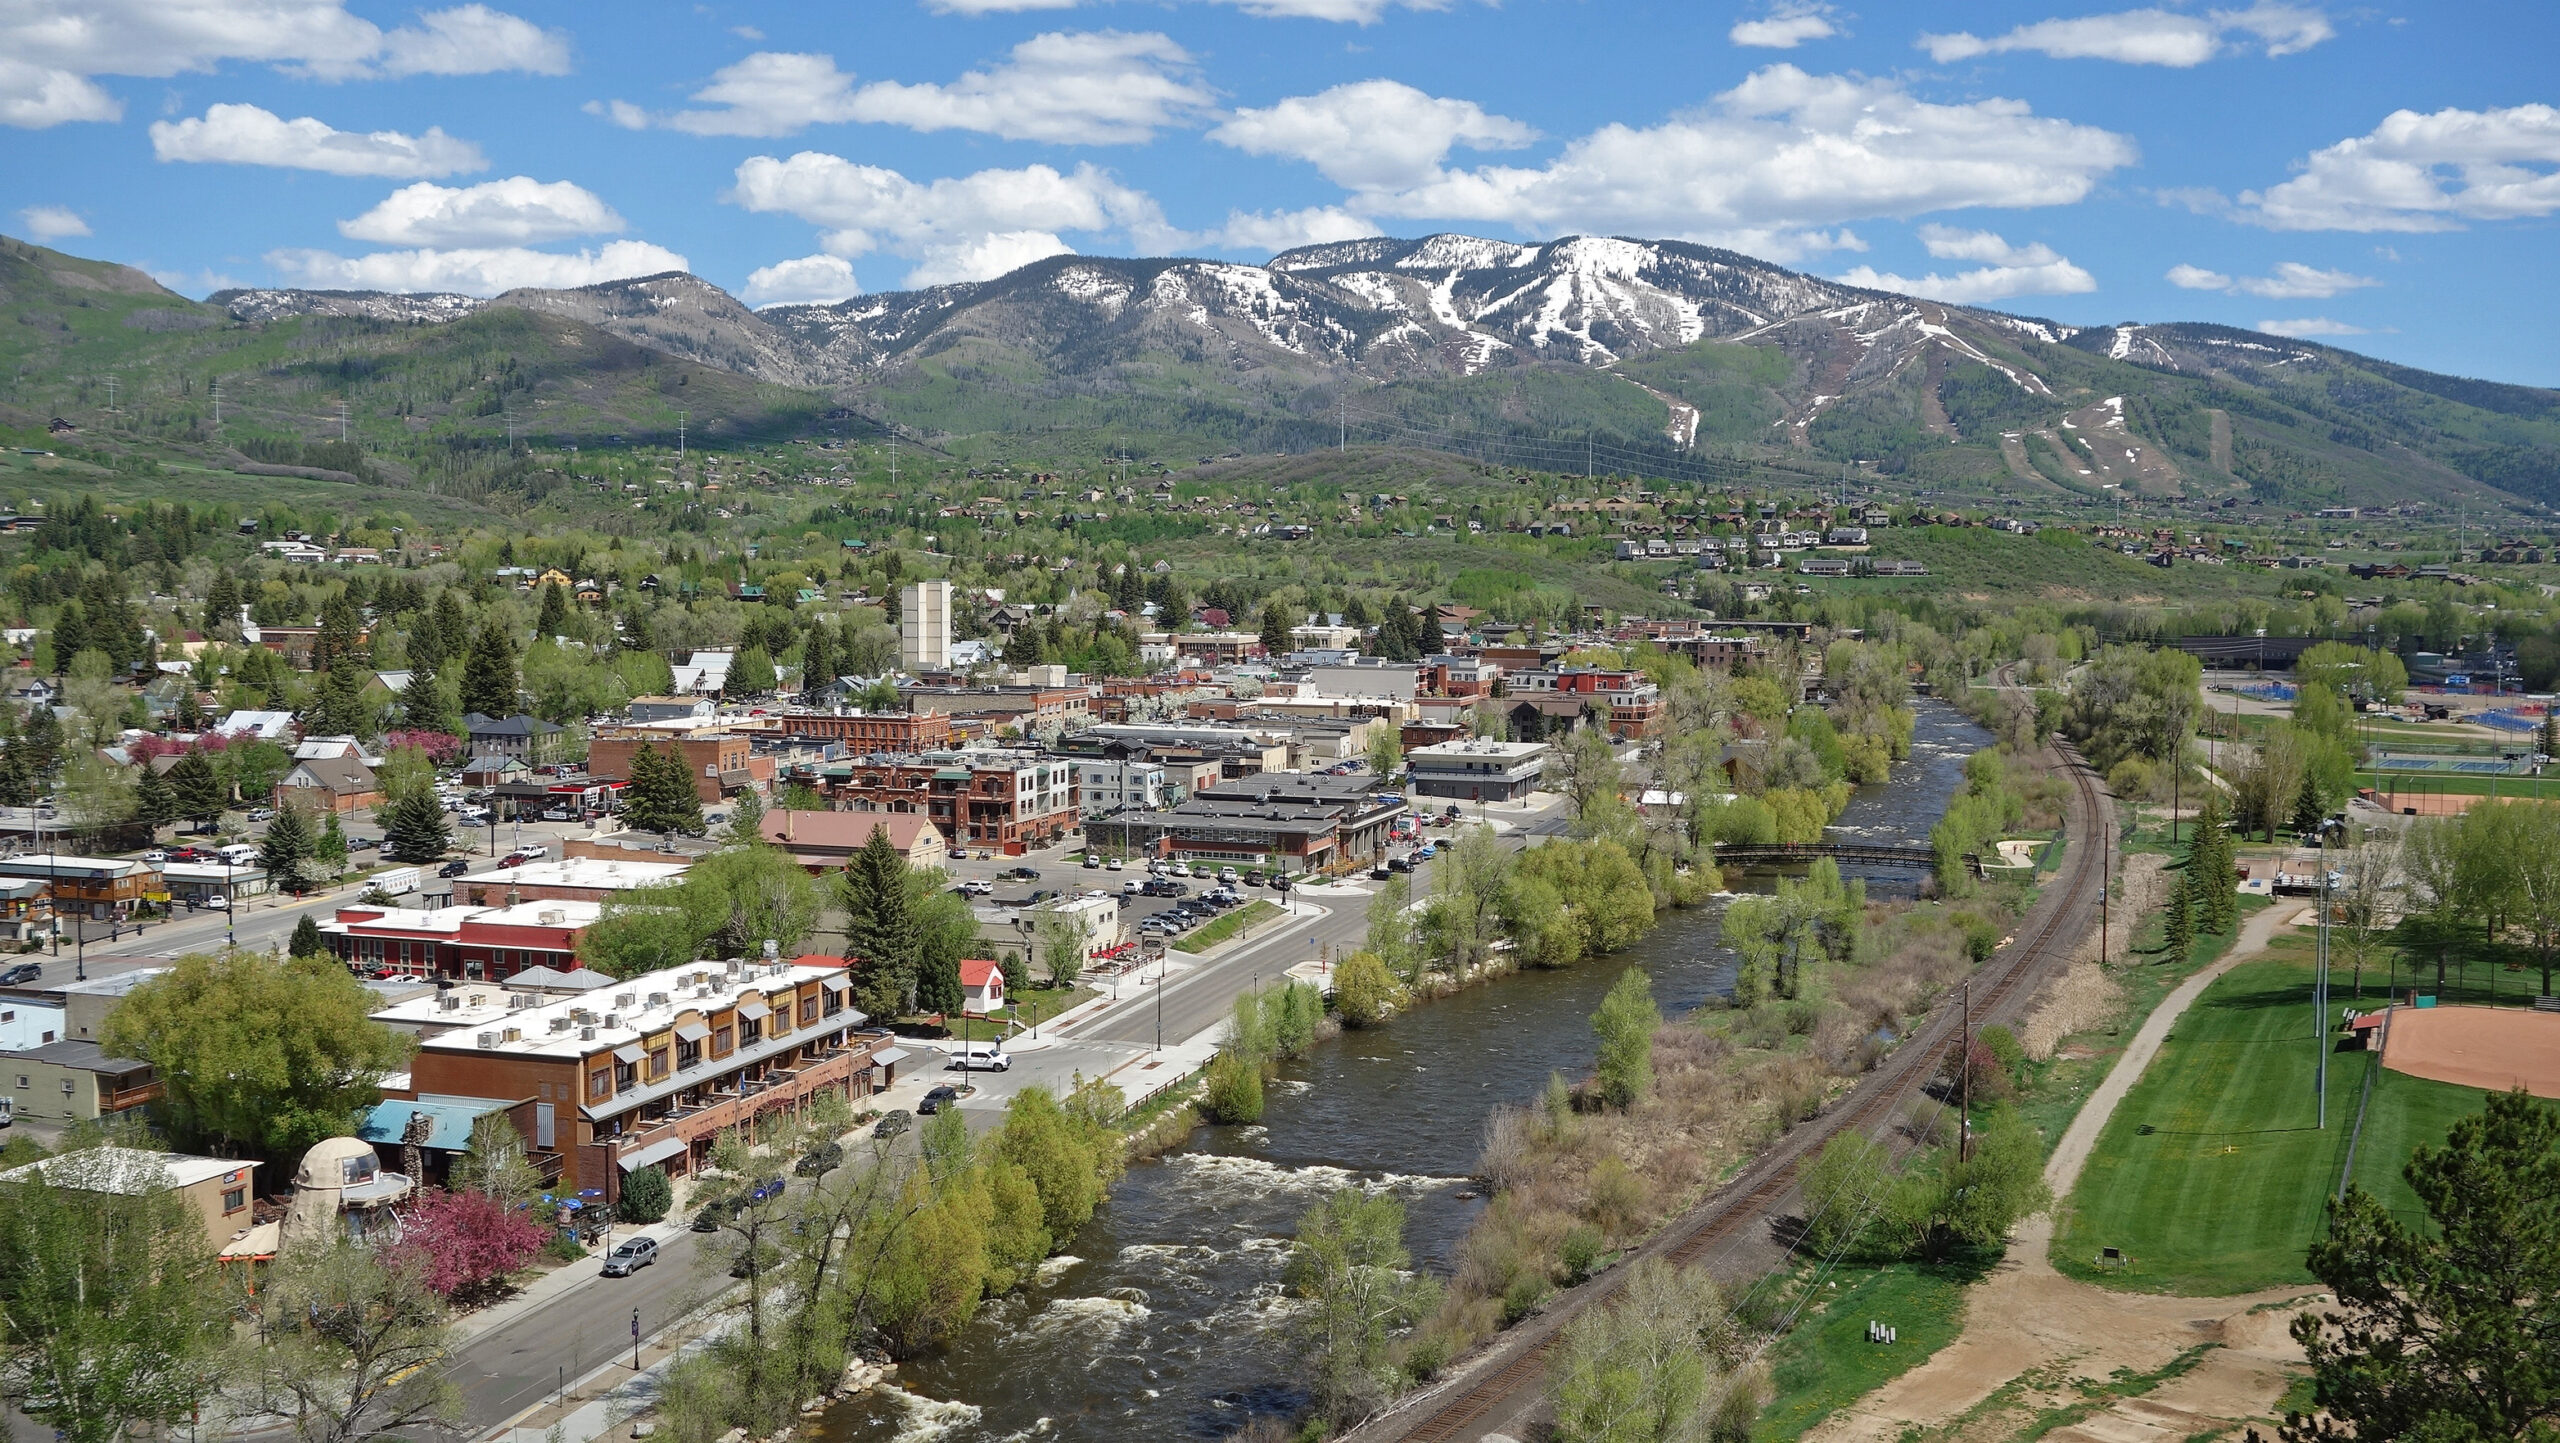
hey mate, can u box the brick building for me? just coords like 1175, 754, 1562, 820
392, 956, 893, 1205
318, 899, 603, 981
772, 709, 952, 751
819, 751, 1077, 855
587, 726, 771, 805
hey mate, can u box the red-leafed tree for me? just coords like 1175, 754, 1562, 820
380, 730, 464, 764
387, 1188, 545, 1306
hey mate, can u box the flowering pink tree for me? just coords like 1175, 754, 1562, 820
381, 730, 465, 764
388, 1188, 547, 1305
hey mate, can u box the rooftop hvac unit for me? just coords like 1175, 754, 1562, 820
549, 1017, 570, 1033
502, 1027, 521, 1042
647, 992, 668, 1009
508, 992, 531, 1009
438, 995, 461, 1011
616, 992, 635, 1010
580, 1024, 597, 1041
538, 909, 566, 927
604, 1013, 622, 1029
476, 1030, 498, 1049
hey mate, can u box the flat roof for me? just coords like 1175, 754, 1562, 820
458, 858, 689, 892
0, 1147, 255, 1193
412, 957, 852, 1062
1410, 739, 1549, 760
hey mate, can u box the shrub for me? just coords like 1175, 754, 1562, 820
1501, 1271, 1551, 1324
1978, 1023, 2025, 1075
1591, 968, 1659, 1109
1332, 950, 1399, 1028
618, 1165, 672, 1224
1200, 1050, 1266, 1125
1559, 1224, 1604, 1283
1586, 1155, 1649, 1240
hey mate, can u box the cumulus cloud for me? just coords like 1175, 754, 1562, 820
1201, 205, 1383, 253
267, 239, 688, 296
1835, 226, 2097, 303
18, 205, 91, 240
2232, 103, 2560, 231
629, 32, 1208, 144
1730, 4, 1838, 48
728, 151, 1179, 286
1209, 80, 1534, 191
1353, 65, 2135, 261
1921, 4, 2331, 66
2165, 259, 2375, 297
927, 0, 1454, 19
150, 103, 485, 178
0, 1, 570, 128
741, 253, 860, 308
2258, 316, 2368, 337
338, 178, 622, 247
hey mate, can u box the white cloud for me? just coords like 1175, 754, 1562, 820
1837, 229, 2097, 303
18, 205, 91, 240
1356, 66, 2135, 260
150, 103, 485, 178
836, 31, 1210, 144
728, 151, 1179, 287
2258, 316, 2367, 336
584, 98, 649, 130
741, 253, 860, 307
1209, 80, 1534, 190
1920, 4, 2331, 67
376, 4, 569, 76
339, 178, 623, 247
1202, 205, 1382, 253
267, 239, 689, 296
642, 33, 1208, 144
925, 0, 1454, 19
1730, 4, 1838, 48
0, 1, 570, 128
2164, 259, 2376, 298
2235, 103, 2560, 231
906, 231, 1077, 286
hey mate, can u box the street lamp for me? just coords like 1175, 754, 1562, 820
2314, 815, 2345, 1129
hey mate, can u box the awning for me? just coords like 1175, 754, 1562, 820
674, 1021, 710, 1043
612, 1043, 645, 1064
732, 996, 769, 1020
618, 1137, 686, 1171
870, 1047, 909, 1068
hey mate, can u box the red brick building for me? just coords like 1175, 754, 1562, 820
773, 710, 952, 751
318, 899, 603, 981
818, 752, 1077, 855
587, 727, 771, 804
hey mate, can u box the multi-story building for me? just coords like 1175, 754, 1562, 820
1408, 738, 1550, 802
454, 857, 689, 908
465, 712, 574, 766
773, 709, 952, 751
393, 956, 894, 1205
587, 725, 769, 804
820, 751, 1078, 855
317, 899, 604, 982
1505, 668, 1664, 739
1083, 772, 1405, 874
0, 1148, 259, 1254
903, 684, 1094, 739
0, 1039, 160, 1125
900, 579, 953, 670
1069, 756, 1166, 816
0, 855, 160, 924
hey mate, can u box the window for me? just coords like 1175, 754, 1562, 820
588, 1068, 610, 1101
738, 1017, 762, 1046
799, 996, 818, 1025
648, 1048, 669, 1080
222, 1188, 246, 1213
712, 1026, 733, 1056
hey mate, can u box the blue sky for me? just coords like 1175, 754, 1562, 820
5, 0, 2556, 383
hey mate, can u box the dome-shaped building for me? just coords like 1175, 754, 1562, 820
279, 1135, 412, 1251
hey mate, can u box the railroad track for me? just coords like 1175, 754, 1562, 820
1352, 741, 2111, 1443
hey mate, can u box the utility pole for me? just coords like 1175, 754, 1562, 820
211, 376, 221, 426
104, 376, 116, 414
676, 411, 686, 471
1958, 979, 1972, 1161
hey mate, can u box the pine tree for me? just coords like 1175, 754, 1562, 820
204, 572, 243, 631
382, 788, 451, 864
260, 805, 315, 891
289, 913, 325, 958
842, 825, 918, 1018
306, 663, 370, 738
399, 667, 455, 734
134, 763, 175, 834
166, 750, 223, 829
313, 593, 365, 673
622, 742, 703, 834
2192, 793, 2238, 934
2163, 870, 2194, 963
534, 581, 568, 638
799, 625, 835, 703
175, 688, 204, 732
1260, 603, 1293, 658
727, 645, 776, 697
459, 620, 519, 719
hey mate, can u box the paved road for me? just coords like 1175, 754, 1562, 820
446, 1229, 712, 1437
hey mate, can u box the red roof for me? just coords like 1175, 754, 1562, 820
789, 953, 851, 971
959, 958, 1002, 988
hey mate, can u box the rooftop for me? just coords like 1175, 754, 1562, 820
0, 1146, 254, 1194
459, 858, 689, 893
412, 956, 854, 1063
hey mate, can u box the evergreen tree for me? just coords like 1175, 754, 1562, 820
2163, 868, 2194, 963
399, 667, 455, 734
533, 581, 568, 639
0, 743, 31, 807
204, 572, 243, 630
916, 949, 962, 1019
306, 663, 370, 738
1260, 603, 1293, 658
799, 625, 835, 703
21, 706, 61, 781
459, 620, 519, 720
312, 593, 365, 673
166, 751, 223, 830
724, 786, 766, 849
134, 763, 175, 833
622, 742, 704, 834
727, 645, 776, 697
288, 913, 325, 958
174, 687, 204, 732
841, 825, 919, 1018
49, 601, 87, 666
2192, 793, 2238, 934
260, 805, 315, 891
382, 788, 451, 864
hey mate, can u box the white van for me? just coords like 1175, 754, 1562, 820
216, 843, 259, 868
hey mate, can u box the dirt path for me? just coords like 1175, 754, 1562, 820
1811, 902, 2320, 1443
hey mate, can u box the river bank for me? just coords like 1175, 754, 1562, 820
819, 703, 2001, 1443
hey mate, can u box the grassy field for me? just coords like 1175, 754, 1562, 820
2357, 771, 2560, 801
1757, 1258, 1991, 1441
2052, 942, 2494, 1293
1173, 898, 1284, 953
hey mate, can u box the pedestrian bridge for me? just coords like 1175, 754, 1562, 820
1711, 842, 1969, 874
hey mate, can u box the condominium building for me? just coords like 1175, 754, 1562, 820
900, 579, 953, 670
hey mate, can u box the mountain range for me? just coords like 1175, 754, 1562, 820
8, 231, 2558, 513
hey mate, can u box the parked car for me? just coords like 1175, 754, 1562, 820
956, 878, 993, 897
1105, 857, 1124, 871
1269, 875, 1290, 891
167, 847, 207, 863
794, 1141, 844, 1178
1387, 856, 1412, 873
749, 1176, 787, 1203
690, 1200, 735, 1232
1216, 867, 1239, 884
0, 962, 41, 986
1121, 879, 1144, 896
1370, 866, 1393, 881
1000, 866, 1041, 881
948, 1044, 1012, 1072
247, 807, 275, 822
544, 807, 574, 822
600, 1237, 659, 1276
350, 836, 378, 850
141, 849, 167, 864
199, 895, 230, 911
500, 853, 528, 868
1167, 862, 1191, 877
437, 860, 471, 877
918, 1084, 963, 1115
872, 1109, 913, 1139
1080, 854, 1100, 868
1242, 869, 1265, 887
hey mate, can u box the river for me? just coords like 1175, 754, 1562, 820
828, 702, 1992, 1443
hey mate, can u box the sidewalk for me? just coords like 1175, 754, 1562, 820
446, 1215, 694, 1348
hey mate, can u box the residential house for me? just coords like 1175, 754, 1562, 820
0, 1149, 258, 1254
0, 1039, 160, 1125
273, 755, 383, 816
464, 712, 573, 766
960, 959, 1005, 1016
757, 810, 949, 871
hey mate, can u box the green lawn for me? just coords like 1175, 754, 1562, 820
1757, 1259, 1988, 1441
986, 984, 1097, 1029
2357, 771, 2560, 801
2052, 948, 2493, 1293
1172, 899, 1283, 953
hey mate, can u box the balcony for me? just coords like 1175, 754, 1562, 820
611, 1035, 888, 1170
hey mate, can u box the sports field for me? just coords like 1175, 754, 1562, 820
2052, 950, 2493, 1294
